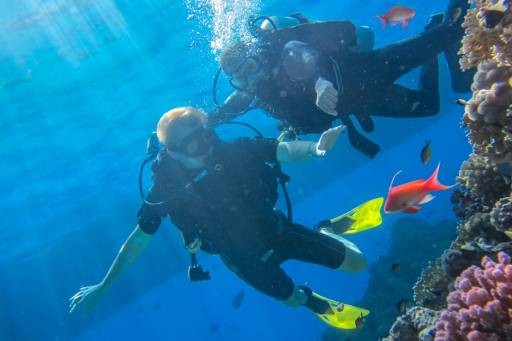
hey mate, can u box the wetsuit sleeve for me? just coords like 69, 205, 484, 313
281, 40, 334, 85
210, 90, 256, 126
137, 181, 168, 235
238, 137, 279, 163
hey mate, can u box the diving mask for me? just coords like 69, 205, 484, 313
167, 126, 215, 157
229, 56, 263, 91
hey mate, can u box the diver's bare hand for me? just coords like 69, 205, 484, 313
69, 283, 106, 314
315, 77, 338, 116
315, 125, 346, 156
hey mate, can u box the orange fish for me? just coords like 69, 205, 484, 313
377, 5, 416, 29
384, 163, 453, 214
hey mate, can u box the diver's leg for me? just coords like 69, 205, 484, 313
221, 255, 295, 301
371, 83, 439, 118
339, 113, 380, 159
368, 0, 470, 83
279, 223, 367, 272
221, 256, 331, 313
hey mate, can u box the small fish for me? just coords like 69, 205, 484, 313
209, 323, 220, 332
455, 98, 468, 106
232, 289, 245, 309
384, 163, 454, 214
391, 263, 401, 272
377, 5, 416, 29
420, 140, 432, 165
480, 0, 509, 29
397, 298, 408, 313
137, 305, 144, 313
153, 302, 162, 310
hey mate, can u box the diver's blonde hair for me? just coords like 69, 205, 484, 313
156, 106, 207, 146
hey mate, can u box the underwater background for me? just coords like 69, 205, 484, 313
0, 0, 477, 340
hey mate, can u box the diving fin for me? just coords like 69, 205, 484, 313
317, 197, 384, 235
311, 292, 369, 329
340, 114, 380, 159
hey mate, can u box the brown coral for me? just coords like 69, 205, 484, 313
454, 153, 509, 215
491, 195, 512, 231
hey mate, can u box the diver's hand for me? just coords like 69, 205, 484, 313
315, 125, 346, 156
315, 77, 338, 116
186, 238, 202, 254
69, 283, 106, 314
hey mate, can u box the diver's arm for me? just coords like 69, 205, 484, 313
69, 226, 152, 313
99, 225, 152, 290
209, 91, 255, 126
277, 125, 345, 162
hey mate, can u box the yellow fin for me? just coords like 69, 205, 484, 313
312, 292, 370, 329
331, 197, 384, 235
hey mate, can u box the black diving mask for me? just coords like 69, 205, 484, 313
167, 126, 215, 157
229, 56, 263, 91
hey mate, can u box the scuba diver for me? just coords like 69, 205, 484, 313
210, 0, 474, 159
68, 106, 384, 329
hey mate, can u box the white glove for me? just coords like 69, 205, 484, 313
314, 125, 346, 156
315, 77, 339, 116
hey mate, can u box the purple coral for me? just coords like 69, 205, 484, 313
434, 252, 512, 341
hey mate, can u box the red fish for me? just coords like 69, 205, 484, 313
384, 164, 453, 214
377, 5, 416, 29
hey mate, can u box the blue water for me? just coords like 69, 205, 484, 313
0, 0, 471, 340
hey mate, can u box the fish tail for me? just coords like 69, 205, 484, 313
425, 163, 454, 191
377, 15, 388, 28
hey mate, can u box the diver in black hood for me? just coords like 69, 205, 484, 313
210, 0, 474, 158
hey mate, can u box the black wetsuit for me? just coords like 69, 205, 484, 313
215, 9, 470, 158
137, 137, 346, 300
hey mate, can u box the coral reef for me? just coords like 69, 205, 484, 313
460, 0, 512, 173
321, 218, 456, 341
384, 0, 512, 339
434, 252, 512, 341
462, 62, 512, 169
460, 0, 512, 69
452, 153, 509, 219
384, 307, 440, 341
491, 195, 512, 232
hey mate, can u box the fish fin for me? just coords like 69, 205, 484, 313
377, 15, 388, 28
417, 194, 435, 205
425, 163, 455, 191
389, 170, 402, 191
401, 19, 410, 28
403, 205, 421, 214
